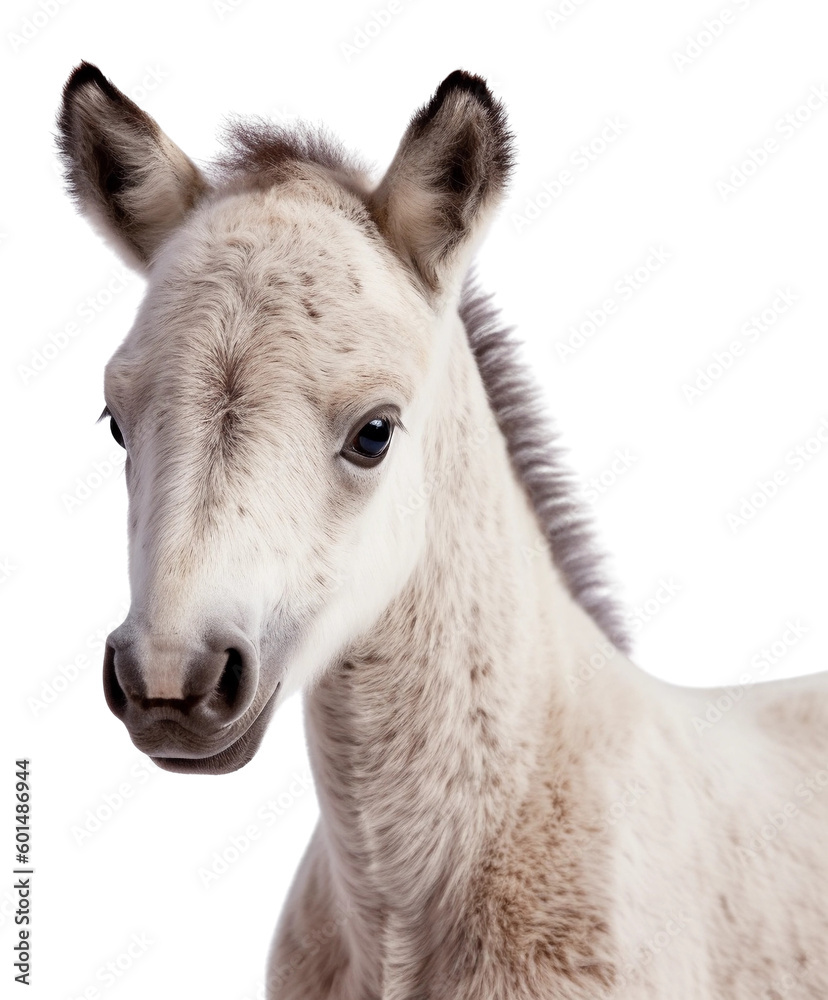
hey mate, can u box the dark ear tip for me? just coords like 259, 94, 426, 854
437, 70, 496, 107
414, 69, 500, 131
62, 61, 126, 110
63, 61, 106, 96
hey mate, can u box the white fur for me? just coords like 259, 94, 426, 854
60, 67, 828, 999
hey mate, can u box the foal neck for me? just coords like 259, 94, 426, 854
303, 301, 632, 988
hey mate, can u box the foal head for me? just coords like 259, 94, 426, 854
57, 64, 513, 773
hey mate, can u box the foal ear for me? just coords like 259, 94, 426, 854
371, 70, 514, 297
56, 62, 208, 270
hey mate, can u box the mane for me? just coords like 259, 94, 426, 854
460, 275, 632, 654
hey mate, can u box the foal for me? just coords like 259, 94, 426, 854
57, 63, 828, 998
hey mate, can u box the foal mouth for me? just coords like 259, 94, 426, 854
139, 683, 282, 775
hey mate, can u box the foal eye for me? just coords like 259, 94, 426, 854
110, 417, 125, 448
342, 416, 395, 467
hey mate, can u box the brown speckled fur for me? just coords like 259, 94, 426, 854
57, 62, 828, 999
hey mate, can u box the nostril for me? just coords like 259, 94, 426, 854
200, 641, 258, 727
215, 648, 245, 712
103, 644, 128, 719
101, 634, 258, 731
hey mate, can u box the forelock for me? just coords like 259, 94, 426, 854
211, 116, 371, 197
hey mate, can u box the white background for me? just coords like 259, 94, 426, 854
3, 0, 828, 998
